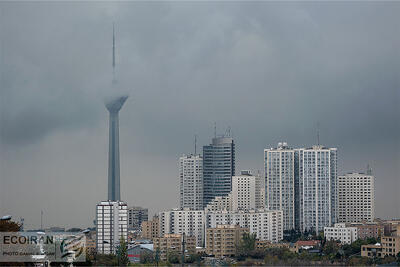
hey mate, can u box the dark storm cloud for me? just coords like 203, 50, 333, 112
0, 2, 399, 228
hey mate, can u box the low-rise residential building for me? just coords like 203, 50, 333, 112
127, 244, 154, 263
141, 215, 159, 239
324, 223, 358, 244
153, 234, 196, 261
206, 225, 249, 258
381, 219, 400, 236
206, 209, 283, 243
381, 225, 400, 257
85, 230, 96, 256
361, 243, 383, 258
349, 222, 384, 240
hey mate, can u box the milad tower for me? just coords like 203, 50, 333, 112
106, 25, 128, 201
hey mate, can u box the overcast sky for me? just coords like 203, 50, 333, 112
0, 2, 399, 229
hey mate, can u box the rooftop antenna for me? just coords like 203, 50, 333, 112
367, 164, 372, 175
214, 122, 217, 138
226, 126, 231, 137
40, 210, 43, 230
194, 135, 197, 155
317, 122, 320, 146
112, 22, 116, 85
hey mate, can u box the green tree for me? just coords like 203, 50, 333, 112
154, 248, 160, 266
167, 251, 180, 264
283, 229, 301, 242
118, 236, 130, 266
323, 240, 340, 256
237, 232, 257, 259
140, 251, 154, 264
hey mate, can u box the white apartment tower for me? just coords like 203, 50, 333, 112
338, 173, 375, 223
265, 142, 295, 230
295, 146, 337, 234
96, 201, 128, 254
179, 154, 203, 210
159, 209, 205, 247
232, 170, 265, 211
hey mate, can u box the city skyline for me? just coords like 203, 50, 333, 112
0, 2, 399, 229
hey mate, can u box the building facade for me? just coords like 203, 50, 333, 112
232, 170, 265, 211
159, 209, 205, 247
295, 146, 337, 233
381, 225, 400, 257
350, 222, 384, 240
324, 223, 358, 244
203, 136, 235, 207
206, 209, 283, 243
361, 244, 383, 258
127, 206, 148, 230
206, 225, 249, 258
265, 142, 295, 230
204, 194, 233, 212
179, 154, 203, 210
338, 173, 374, 223
141, 215, 159, 239
96, 201, 128, 254
153, 234, 196, 261
362, 225, 400, 258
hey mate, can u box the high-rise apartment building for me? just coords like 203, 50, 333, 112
159, 209, 205, 247
179, 154, 203, 210
206, 209, 283, 243
338, 173, 374, 223
127, 206, 148, 230
203, 136, 235, 207
265, 142, 295, 230
96, 201, 128, 254
295, 146, 337, 233
232, 170, 265, 211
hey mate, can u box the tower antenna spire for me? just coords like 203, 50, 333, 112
112, 22, 116, 84
317, 122, 320, 146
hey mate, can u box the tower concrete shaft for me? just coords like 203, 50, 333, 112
106, 96, 128, 201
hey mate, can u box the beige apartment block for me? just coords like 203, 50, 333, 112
141, 215, 159, 239
361, 244, 383, 258
206, 225, 249, 258
381, 225, 400, 257
361, 225, 400, 259
153, 234, 196, 261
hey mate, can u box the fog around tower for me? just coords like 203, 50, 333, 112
0, 2, 399, 229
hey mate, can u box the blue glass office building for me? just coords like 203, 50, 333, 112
203, 137, 235, 207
